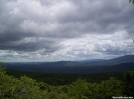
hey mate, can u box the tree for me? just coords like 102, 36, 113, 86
123, 71, 134, 96
129, 0, 134, 4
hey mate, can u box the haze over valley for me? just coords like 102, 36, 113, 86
3, 55, 134, 73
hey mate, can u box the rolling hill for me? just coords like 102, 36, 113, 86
3, 55, 134, 73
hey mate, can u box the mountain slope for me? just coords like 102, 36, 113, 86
88, 55, 134, 66
3, 55, 134, 73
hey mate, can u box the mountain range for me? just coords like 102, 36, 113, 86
3, 55, 134, 73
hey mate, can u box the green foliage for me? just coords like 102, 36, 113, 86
0, 62, 6, 76
123, 71, 134, 96
66, 78, 123, 99
68, 78, 89, 98
6, 69, 124, 86
129, 0, 134, 4
1, 64, 134, 99
98, 77, 123, 98
0, 75, 46, 99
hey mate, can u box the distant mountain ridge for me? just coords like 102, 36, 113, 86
3, 55, 134, 73
87, 55, 134, 66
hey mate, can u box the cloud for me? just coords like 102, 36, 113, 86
58, 31, 134, 60
0, 0, 134, 62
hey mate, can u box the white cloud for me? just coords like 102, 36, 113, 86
0, 0, 134, 62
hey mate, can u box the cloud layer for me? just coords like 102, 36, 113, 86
0, 0, 134, 62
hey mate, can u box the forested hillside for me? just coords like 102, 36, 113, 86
0, 62, 134, 99
6, 69, 124, 86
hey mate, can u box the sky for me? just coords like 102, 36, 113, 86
0, 0, 134, 62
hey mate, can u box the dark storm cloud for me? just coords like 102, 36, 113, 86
56, 0, 134, 34
0, 37, 61, 53
0, 0, 134, 61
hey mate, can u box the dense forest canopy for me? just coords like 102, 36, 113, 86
0, 62, 134, 99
